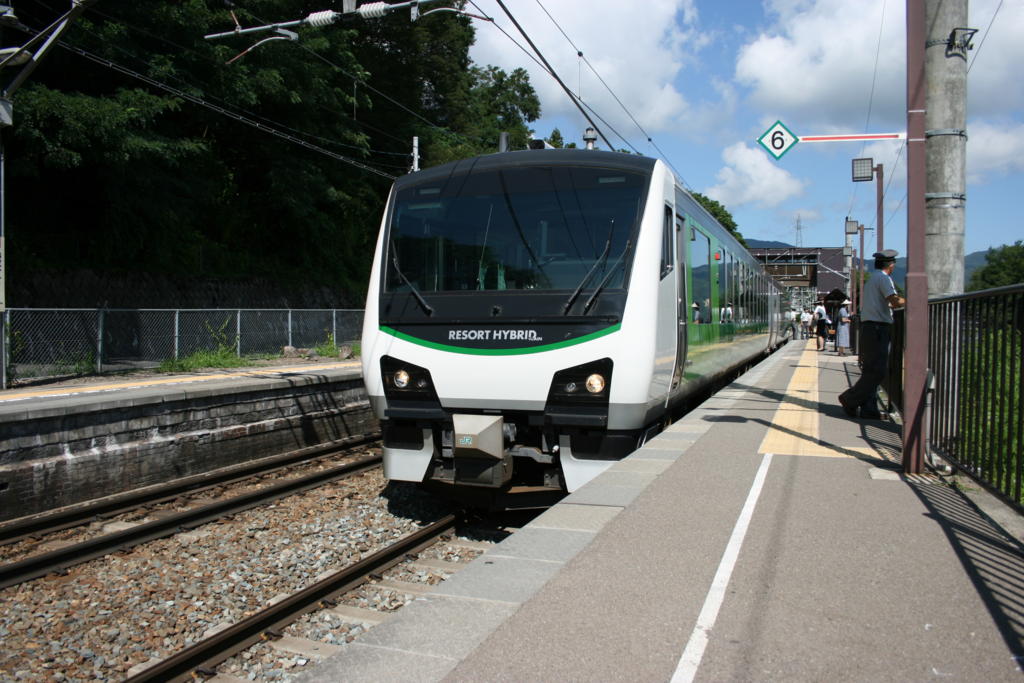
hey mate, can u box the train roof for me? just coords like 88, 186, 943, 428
397, 149, 658, 188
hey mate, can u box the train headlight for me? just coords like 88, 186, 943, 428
380, 356, 439, 403
546, 358, 613, 407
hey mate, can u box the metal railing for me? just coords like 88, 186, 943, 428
2, 308, 364, 387
888, 285, 1023, 509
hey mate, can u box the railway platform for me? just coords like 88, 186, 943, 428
0, 360, 370, 521
302, 338, 1024, 682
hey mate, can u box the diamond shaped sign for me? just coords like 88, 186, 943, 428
758, 121, 799, 160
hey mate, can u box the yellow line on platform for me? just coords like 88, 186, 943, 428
0, 362, 360, 403
757, 341, 855, 458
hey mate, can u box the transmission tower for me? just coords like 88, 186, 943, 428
794, 215, 803, 247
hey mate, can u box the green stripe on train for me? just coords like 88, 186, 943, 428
379, 323, 621, 355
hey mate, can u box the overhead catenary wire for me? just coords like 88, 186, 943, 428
490, 0, 614, 151
866, 140, 905, 233
234, 5, 484, 152
26, 0, 414, 162
846, 0, 889, 218
530, 0, 689, 185
468, 1, 640, 158
51, 38, 397, 179
968, 0, 1004, 73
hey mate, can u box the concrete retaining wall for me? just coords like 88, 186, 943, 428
0, 369, 378, 522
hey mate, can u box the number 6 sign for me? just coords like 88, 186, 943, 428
757, 121, 799, 160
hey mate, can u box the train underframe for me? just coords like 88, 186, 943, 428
382, 410, 650, 509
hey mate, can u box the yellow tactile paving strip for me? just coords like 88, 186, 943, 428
0, 361, 361, 403
757, 341, 882, 459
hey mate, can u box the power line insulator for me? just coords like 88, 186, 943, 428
305, 10, 339, 27
356, 2, 391, 19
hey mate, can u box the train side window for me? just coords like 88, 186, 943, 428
661, 206, 674, 279
690, 226, 711, 324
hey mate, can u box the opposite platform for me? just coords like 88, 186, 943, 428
0, 360, 371, 521
303, 339, 1024, 682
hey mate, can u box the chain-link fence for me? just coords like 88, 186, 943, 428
2, 308, 364, 386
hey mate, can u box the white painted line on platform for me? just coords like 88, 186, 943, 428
671, 451, 774, 683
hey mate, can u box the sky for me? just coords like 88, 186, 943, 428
463, 0, 1023, 258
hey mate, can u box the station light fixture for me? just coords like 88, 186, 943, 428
852, 157, 875, 182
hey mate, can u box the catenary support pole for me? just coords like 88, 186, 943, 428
904, 0, 928, 475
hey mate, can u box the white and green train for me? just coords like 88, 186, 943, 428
361, 149, 788, 506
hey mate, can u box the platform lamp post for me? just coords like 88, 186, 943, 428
0, 0, 96, 389
852, 158, 884, 253
845, 218, 859, 313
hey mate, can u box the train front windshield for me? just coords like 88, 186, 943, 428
385, 165, 646, 294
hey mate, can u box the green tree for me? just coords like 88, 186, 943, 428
547, 128, 565, 148
967, 241, 1024, 291
4, 0, 541, 303
690, 192, 747, 247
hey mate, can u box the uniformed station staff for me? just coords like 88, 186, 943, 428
838, 249, 905, 420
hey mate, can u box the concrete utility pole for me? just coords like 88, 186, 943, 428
924, 0, 972, 296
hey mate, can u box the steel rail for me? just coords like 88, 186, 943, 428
0, 454, 382, 589
124, 513, 460, 683
0, 431, 380, 546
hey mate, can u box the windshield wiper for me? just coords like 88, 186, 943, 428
498, 170, 550, 287
582, 239, 632, 315
562, 219, 614, 314
388, 239, 434, 316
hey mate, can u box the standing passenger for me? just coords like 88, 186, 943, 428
813, 300, 830, 351
836, 299, 852, 356
800, 309, 812, 339
838, 250, 905, 419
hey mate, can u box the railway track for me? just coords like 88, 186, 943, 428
124, 514, 461, 682
0, 446, 382, 589
0, 434, 380, 547
1, 460, 467, 681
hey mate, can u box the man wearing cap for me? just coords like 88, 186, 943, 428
838, 250, 905, 419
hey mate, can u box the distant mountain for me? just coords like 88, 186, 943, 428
890, 249, 988, 290
746, 239, 794, 249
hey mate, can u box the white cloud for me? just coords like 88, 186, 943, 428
735, 0, 906, 130
704, 143, 806, 208
967, 0, 1024, 116
967, 120, 1024, 183
467, 0, 709, 138
734, 0, 1023, 132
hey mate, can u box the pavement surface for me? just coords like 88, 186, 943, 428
302, 338, 1024, 682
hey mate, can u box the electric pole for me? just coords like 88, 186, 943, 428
0, 0, 98, 388
924, 0, 973, 296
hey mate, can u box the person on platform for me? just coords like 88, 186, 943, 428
692, 301, 702, 324
813, 300, 830, 351
838, 250, 905, 419
720, 302, 733, 324
836, 299, 852, 356
800, 309, 812, 339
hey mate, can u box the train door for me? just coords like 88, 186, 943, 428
670, 213, 688, 391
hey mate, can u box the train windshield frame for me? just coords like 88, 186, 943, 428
383, 164, 647, 296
